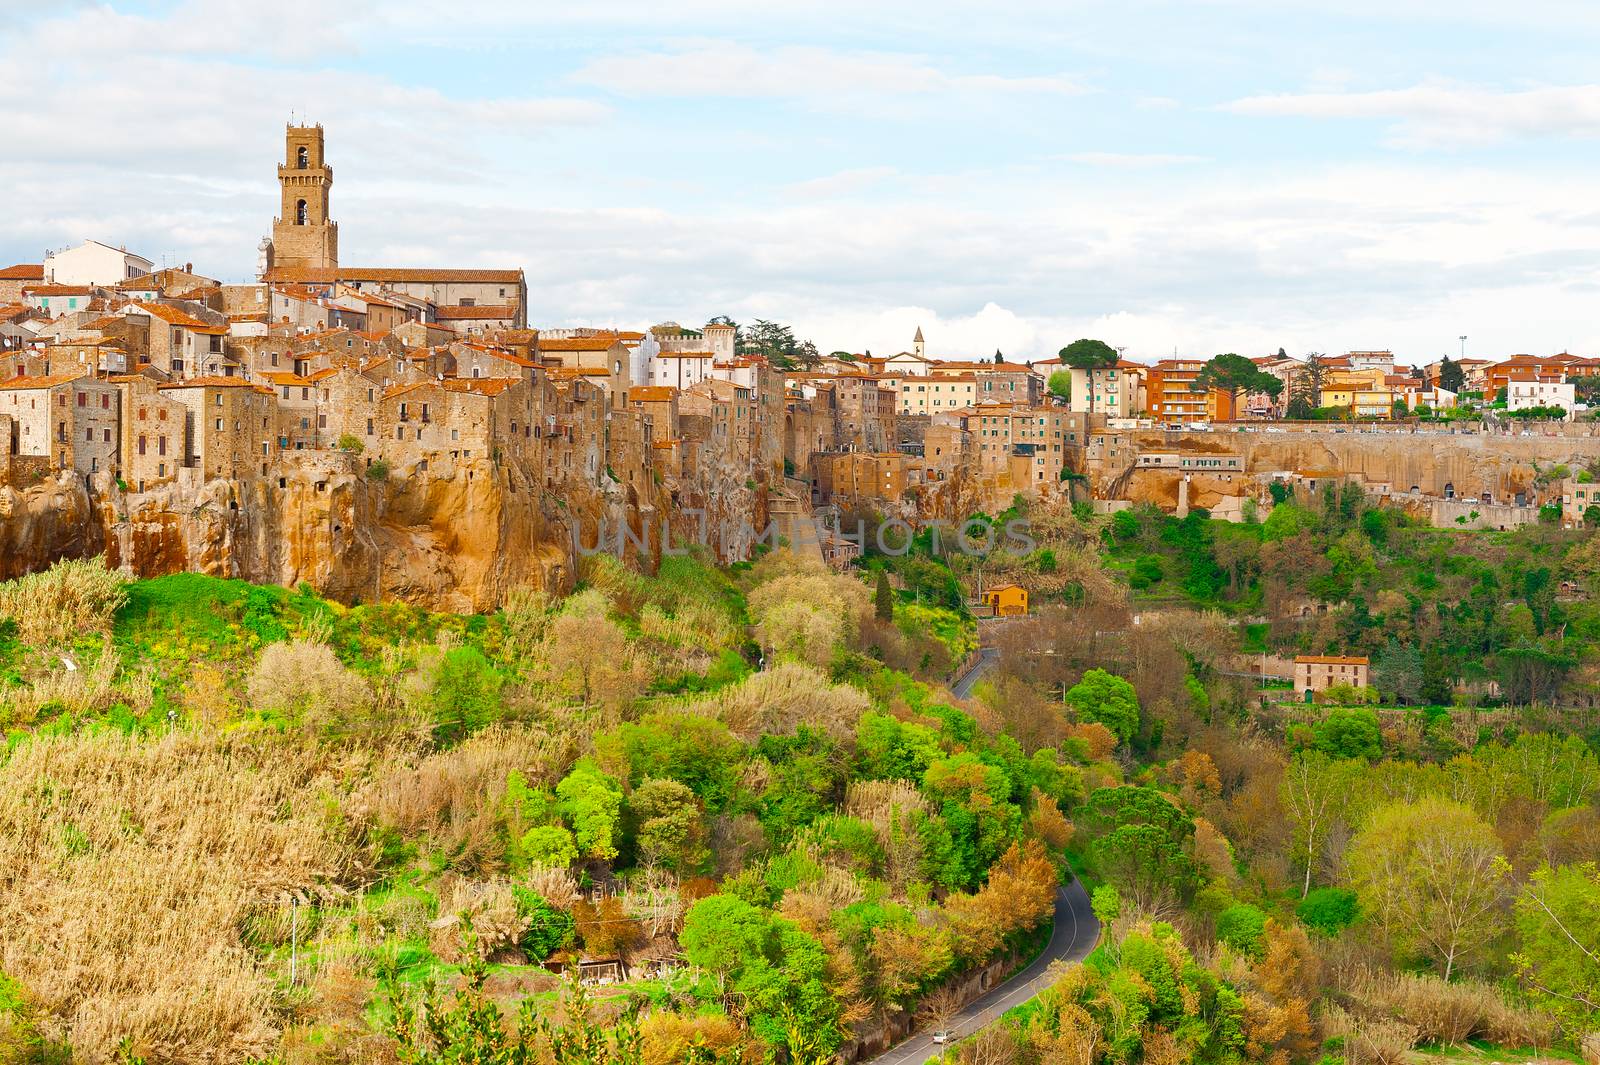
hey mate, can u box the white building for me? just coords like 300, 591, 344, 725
1506, 380, 1575, 419
44, 240, 153, 287
1067, 362, 1142, 416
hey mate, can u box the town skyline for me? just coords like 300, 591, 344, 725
7, 1, 1600, 362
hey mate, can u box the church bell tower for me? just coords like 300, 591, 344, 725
270, 124, 339, 271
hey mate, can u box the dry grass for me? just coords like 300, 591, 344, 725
0, 638, 123, 727
0, 555, 127, 648
1323, 1003, 1419, 1065
358, 725, 566, 873
0, 730, 365, 1063
1580, 1030, 1599, 1065
1342, 968, 1556, 1048
427, 879, 528, 963
695, 660, 870, 741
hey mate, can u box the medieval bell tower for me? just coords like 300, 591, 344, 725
270, 124, 339, 271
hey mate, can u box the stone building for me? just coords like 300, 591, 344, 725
1293, 655, 1371, 697
0, 372, 120, 474
0, 264, 44, 304
270, 125, 339, 271
123, 301, 231, 378
116, 375, 190, 490
160, 378, 278, 481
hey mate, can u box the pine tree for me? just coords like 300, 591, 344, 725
874, 569, 894, 622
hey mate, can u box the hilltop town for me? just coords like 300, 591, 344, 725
5, 125, 1600, 606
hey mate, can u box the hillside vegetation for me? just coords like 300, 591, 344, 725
0, 511, 1595, 1065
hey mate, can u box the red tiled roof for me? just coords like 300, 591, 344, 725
540, 334, 623, 351
0, 372, 89, 390
435, 305, 518, 320
265, 266, 523, 284
0, 264, 44, 280
129, 302, 228, 334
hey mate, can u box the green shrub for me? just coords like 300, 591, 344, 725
1215, 903, 1268, 958
1297, 887, 1359, 936
367, 460, 389, 481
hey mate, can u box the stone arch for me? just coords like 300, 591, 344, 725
296, 199, 308, 225
296, 145, 308, 169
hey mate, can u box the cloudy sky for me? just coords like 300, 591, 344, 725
6, 0, 1600, 364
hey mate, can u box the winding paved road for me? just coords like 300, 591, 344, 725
866, 643, 1101, 1064
950, 646, 1000, 699
867, 877, 1100, 1065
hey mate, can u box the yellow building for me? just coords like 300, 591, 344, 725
981, 584, 1028, 616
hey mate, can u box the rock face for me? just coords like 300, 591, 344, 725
1101, 428, 1600, 512
3, 447, 771, 612
90, 452, 580, 611
0, 472, 104, 580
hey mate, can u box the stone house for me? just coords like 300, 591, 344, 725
116, 375, 190, 490
160, 378, 279, 481
0, 264, 44, 304
1293, 655, 1371, 697
124, 301, 231, 377
0, 372, 120, 474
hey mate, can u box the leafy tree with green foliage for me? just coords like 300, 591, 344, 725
1513, 862, 1600, 1030
1065, 668, 1140, 745
1437, 355, 1465, 394
1193, 353, 1284, 414
1296, 887, 1360, 937
628, 777, 707, 873
1081, 786, 1200, 903
1312, 707, 1381, 761
873, 569, 893, 622
1047, 369, 1071, 401
1058, 339, 1120, 414
512, 888, 577, 960
429, 645, 502, 742
520, 825, 578, 868
1215, 903, 1268, 959
555, 761, 624, 863
1346, 797, 1508, 979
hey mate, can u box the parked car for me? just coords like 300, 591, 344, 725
932, 1029, 956, 1045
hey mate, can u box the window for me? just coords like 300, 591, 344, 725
158, 436, 166, 456
296, 199, 308, 225
296, 145, 308, 169
77, 392, 85, 407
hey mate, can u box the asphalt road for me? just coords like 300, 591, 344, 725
866, 876, 1101, 1065
950, 647, 1000, 698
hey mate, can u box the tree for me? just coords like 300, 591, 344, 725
1437, 355, 1465, 394
1513, 862, 1600, 1029
994, 349, 1004, 365
1290, 355, 1327, 415
1058, 339, 1119, 414
1047, 369, 1072, 401
874, 569, 893, 622
1064, 669, 1140, 745
1345, 797, 1509, 979
629, 777, 707, 872
1312, 707, 1381, 761
1296, 887, 1360, 936
1281, 751, 1360, 897
555, 761, 624, 863
1193, 353, 1283, 418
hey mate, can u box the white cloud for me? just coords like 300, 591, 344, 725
571, 42, 1089, 104
1062, 152, 1207, 167
1226, 82, 1600, 147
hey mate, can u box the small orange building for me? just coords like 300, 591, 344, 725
981, 584, 1028, 617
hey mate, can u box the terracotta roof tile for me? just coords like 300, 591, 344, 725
0, 264, 44, 281
435, 305, 518, 320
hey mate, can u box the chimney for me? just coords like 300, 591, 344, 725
185, 263, 192, 273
